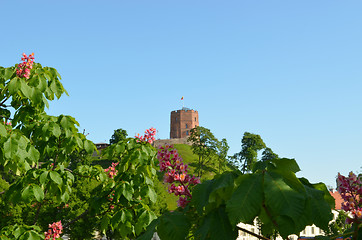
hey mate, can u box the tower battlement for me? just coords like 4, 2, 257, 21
170, 108, 199, 139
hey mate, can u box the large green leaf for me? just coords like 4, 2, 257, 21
208, 172, 237, 205
304, 184, 334, 230
263, 171, 305, 220
272, 158, 300, 173
157, 212, 191, 240
226, 173, 263, 225
191, 180, 214, 214
195, 207, 238, 240
275, 215, 296, 238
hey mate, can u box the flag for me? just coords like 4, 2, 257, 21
181, 96, 184, 100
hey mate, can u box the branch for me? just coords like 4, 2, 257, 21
237, 225, 271, 240
33, 189, 48, 225
63, 209, 89, 228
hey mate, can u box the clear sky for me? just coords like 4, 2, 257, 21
1, 1, 361, 187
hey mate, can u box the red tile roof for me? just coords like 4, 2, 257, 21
329, 191, 343, 210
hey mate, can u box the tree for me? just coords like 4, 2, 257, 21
187, 126, 228, 177
217, 138, 229, 173
109, 128, 128, 145
230, 132, 267, 173
0, 54, 160, 239
140, 133, 335, 240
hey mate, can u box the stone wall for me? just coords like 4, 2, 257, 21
153, 137, 191, 147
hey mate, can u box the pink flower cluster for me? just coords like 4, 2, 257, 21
135, 127, 156, 144
16, 53, 35, 79
105, 162, 119, 179
157, 144, 200, 208
44, 221, 63, 240
337, 172, 362, 224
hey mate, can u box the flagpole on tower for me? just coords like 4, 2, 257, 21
181, 96, 184, 109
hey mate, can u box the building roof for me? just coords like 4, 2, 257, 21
330, 190, 343, 210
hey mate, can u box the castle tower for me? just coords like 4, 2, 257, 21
170, 107, 199, 139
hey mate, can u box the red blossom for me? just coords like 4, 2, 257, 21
337, 172, 362, 224
16, 53, 34, 79
44, 221, 63, 240
135, 127, 156, 144
157, 144, 199, 208
105, 162, 119, 179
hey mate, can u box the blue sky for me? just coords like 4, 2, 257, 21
1, 1, 361, 187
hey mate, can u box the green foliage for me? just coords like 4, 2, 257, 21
0, 58, 161, 239
140, 134, 335, 240
187, 126, 229, 177
109, 128, 128, 145
230, 132, 266, 172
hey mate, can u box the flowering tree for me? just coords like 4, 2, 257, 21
335, 172, 362, 239
140, 134, 336, 240
0, 54, 161, 239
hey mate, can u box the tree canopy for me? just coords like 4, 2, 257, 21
109, 128, 128, 145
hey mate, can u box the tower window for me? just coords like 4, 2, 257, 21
185, 123, 188, 129
186, 130, 189, 136
195, 117, 197, 121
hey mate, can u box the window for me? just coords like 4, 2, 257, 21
195, 117, 197, 121
175, 117, 178, 122
186, 130, 189, 136
185, 123, 188, 129
311, 227, 315, 234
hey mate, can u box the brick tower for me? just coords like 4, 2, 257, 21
170, 107, 199, 139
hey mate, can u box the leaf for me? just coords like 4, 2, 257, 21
304, 184, 334, 230
272, 158, 301, 173
136, 219, 159, 240
4, 133, 19, 159
4, 68, 15, 80
84, 140, 94, 154
61, 191, 69, 202
49, 171, 62, 185
192, 180, 214, 214
0, 123, 7, 137
122, 182, 133, 201
147, 186, 157, 203
39, 171, 48, 185
226, 173, 263, 225
157, 212, 191, 240
32, 185, 44, 202
195, 207, 238, 240
51, 123, 61, 138
275, 215, 296, 238
209, 172, 236, 205
20, 81, 33, 99
21, 185, 33, 201
135, 210, 151, 235
100, 215, 110, 233
263, 171, 305, 220
7, 78, 21, 95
